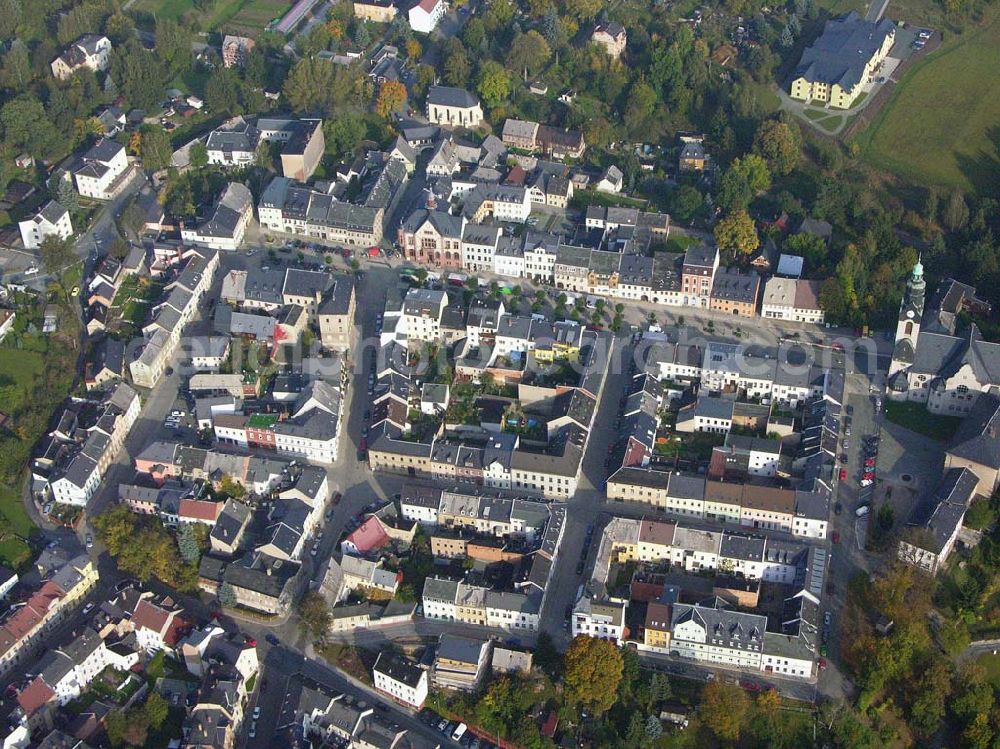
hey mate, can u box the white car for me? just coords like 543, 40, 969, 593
253, 706, 261, 719
249, 722, 256, 738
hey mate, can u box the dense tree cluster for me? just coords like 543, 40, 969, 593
93, 505, 199, 592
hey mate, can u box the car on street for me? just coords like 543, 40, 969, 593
249, 722, 256, 738
85, 534, 93, 549
856, 505, 871, 517
739, 680, 762, 692
839, 468, 847, 481
575, 562, 584, 575
83, 602, 95, 616
831, 531, 840, 543
265, 633, 280, 646
824, 611, 832, 625
818, 657, 828, 670
332, 492, 342, 505
834, 502, 842, 515
253, 706, 261, 719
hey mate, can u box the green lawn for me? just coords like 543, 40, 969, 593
883, 400, 962, 441
0, 486, 33, 571
131, 0, 289, 35
814, 0, 866, 15
131, 0, 200, 21
803, 108, 827, 121
858, 11, 1000, 193
218, 0, 290, 35
976, 654, 1000, 691
0, 348, 44, 416
816, 114, 842, 131
661, 234, 700, 253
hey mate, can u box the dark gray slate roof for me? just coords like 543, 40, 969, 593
794, 12, 895, 90
427, 86, 479, 109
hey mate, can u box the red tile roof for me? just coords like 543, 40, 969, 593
629, 581, 665, 603
541, 712, 558, 738
17, 677, 55, 715
346, 517, 391, 554
132, 599, 171, 635
416, 0, 439, 12
5, 582, 63, 639
178, 499, 223, 523
164, 614, 191, 647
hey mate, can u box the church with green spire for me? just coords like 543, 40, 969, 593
888, 260, 1000, 415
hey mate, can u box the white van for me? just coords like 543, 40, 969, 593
856, 505, 870, 517
451, 723, 468, 741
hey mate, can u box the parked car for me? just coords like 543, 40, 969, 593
832, 531, 840, 543
839, 468, 847, 482
332, 492, 342, 505
856, 505, 870, 517
265, 634, 280, 646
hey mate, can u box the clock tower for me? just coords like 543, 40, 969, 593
888, 259, 926, 380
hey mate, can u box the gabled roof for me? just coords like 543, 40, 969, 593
427, 86, 479, 109
794, 12, 895, 91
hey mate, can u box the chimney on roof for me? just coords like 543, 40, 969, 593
425, 189, 436, 211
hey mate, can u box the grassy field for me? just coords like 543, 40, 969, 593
0, 349, 45, 416
976, 653, 1000, 690
884, 400, 962, 441
132, 0, 202, 20
132, 0, 290, 35
220, 0, 289, 35
815, 0, 866, 15
857, 11, 1000, 193
0, 485, 34, 570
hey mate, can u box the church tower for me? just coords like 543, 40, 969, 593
889, 259, 926, 379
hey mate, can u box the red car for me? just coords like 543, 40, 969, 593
831, 531, 840, 544
818, 658, 828, 671
739, 680, 762, 692
359, 438, 367, 452
862, 472, 875, 480
839, 468, 847, 481
332, 492, 343, 506
244, 636, 257, 647
864, 458, 876, 467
